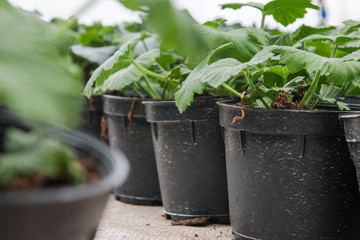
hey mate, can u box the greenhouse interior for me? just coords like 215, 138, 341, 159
2, 0, 360, 239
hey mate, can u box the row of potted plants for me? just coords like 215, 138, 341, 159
0, 2, 130, 240
84, 0, 360, 239
3, 0, 360, 239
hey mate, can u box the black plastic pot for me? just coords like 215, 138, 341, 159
103, 95, 161, 205
80, 95, 104, 140
0, 112, 129, 240
219, 100, 360, 240
143, 97, 229, 223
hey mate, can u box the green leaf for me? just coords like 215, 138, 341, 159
165, 64, 191, 81
83, 37, 140, 97
199, 58, 243, 88
0, 5, 82, 127
0, 129, 85, 186
272, 46, 360, 86
245, 27, 269, 47
265, 65, 290, 79
203, 19, 227, 28
101, 49, 160, 92
343, 76, 360, 96
175, 43, 233, 113
121, 0, 267, 66
317, 83, 338, 103
343, 40, 360, 49
291, 24, 336, 44
119, 0, 148, 11
340, 20, 360, 35
305, 41, 333, 57
200, 46, 278, 88
315, 83, 349, 109
199, 26, 268, 62
121, 0, 209, 64
305, 42, 350, 58
263, 65, 290, 87
281, 76, 306, 91
77, 23, 119, 47
220, 3, 264, 12
337, 101, 350, 110
264, 0, 320, 27
295, 34, 360, 47
155, 52, 182, 71
270, 33, 292, 46
343, 49, 360, 61
71, 45, 117, 65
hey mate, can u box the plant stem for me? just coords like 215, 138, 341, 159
305, 94, 314, 106
135, 82, 151, 98
221, 83, 243, 98
243, 70, 271, 108
260, 13, 266, 30
142, 40, 149, 51
339, 81, 351, 97
310, 99, 320, 110
300, 69, 321, 106
227, 75, 238, 86
128, 57, 179, 84
162, 81, 169, 99
143, 75, 160, 99
330, 43, 338, 58
129, 57, 164, 80
133, 87, 145, 99
301, 42, 306, 51
243, 70, 256, 90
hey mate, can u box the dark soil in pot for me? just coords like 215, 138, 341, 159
80, 95, 104, 140
103, 95, 161, 205
219, 100, 360, 240
0, 113, 129, 240
143, 97, 229, 224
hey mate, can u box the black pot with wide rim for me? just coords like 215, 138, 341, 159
143, 97, 230, 224
0, 112, 129, 240
103, 95, 162, 205
219, 99, 360, 240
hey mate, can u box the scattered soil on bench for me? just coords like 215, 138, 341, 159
171, 217, 210, 227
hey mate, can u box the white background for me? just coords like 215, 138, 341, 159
8, 0, 360, 31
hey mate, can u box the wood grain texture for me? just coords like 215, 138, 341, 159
95, 196, 233, 240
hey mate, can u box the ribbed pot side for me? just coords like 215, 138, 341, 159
143, 97, 229, 223
103, 95, 162, 205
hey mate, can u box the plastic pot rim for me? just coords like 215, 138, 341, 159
217, 99, 360, 114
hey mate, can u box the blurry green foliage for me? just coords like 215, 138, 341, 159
0, 1, 82, 127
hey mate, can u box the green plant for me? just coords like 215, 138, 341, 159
77, 22, 120, 47
83, 34, 185, 99
0, 1, 86, 188
194, 44, 360, 109
0, 1, 82, 126
0, 128, 85, 188
220, 0, 319, 29
169, 0, 330, 112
